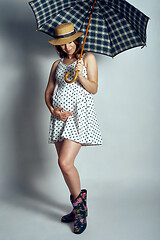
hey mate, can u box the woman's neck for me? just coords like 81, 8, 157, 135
66, 53, 76, 59
67, 53, 80, 60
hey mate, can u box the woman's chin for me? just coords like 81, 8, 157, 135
67, 51, 74, 55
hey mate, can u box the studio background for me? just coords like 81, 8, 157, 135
0, 0, 159, 239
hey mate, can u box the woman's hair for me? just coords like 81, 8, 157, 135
55, 37, 83, 59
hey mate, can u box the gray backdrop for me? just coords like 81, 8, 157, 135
0, 0, 160, 239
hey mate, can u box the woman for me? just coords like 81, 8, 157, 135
45, 22, 102, 234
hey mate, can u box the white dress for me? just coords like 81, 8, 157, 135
48, 55, 103, 146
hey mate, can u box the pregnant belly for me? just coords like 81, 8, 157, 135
52, 86, 77, 112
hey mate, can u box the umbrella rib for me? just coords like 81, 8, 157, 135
105, 1, 149, 44
97, 1, 149, 53
96, 1, 113, 57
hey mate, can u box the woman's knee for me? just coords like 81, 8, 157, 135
58, 157, 74, 175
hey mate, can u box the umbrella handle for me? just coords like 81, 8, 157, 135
65, 70, 79, 83
65, 0, 96, 84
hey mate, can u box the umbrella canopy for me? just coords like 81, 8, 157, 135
28, 0, 150, 58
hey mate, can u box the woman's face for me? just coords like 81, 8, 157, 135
60, 41, 76, 57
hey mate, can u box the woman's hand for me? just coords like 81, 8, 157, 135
75, 60, 84, 77
74, 53, 98, 94
50, 107, 72, 122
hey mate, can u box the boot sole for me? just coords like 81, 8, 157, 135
61, 209, 88, 223
61, 218, 74, 223
73, 223, 87, 234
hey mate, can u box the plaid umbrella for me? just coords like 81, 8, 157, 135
28, 0, 150, 58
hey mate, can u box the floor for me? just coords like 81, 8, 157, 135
0, 179, 159, 240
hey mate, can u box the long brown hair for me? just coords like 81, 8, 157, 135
55, 37, 84, 59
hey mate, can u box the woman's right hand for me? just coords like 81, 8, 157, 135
50, 107, 72, 121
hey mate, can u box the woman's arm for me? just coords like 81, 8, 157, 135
45, 59, 60, 115
75, 52, 98, 94
45, 59, 72, 121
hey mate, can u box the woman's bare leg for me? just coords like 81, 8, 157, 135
55, 138, 82, 201
55, 140, 63, 157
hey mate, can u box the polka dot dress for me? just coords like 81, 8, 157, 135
48, 55, 103, 146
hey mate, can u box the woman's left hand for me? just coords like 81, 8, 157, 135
75, 60, 83, 77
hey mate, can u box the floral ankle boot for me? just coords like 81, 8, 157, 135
61, 189, 88, 223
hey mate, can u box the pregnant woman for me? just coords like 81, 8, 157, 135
45, 22, 102, 234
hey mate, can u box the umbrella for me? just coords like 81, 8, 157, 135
28, 0, 150, 82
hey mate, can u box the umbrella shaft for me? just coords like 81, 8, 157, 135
79, 0, 96, 60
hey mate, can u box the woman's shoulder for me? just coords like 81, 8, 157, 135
50, 59, 61, 71
53, 59, 61, 67
83, 52, 97, 67
84, 52, 95, 57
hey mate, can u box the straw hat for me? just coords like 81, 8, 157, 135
48, 22, 84, 46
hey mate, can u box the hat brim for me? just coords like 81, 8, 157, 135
48, 32, 84, 46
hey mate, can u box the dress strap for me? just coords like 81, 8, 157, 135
82, 52, 85, 58
81, 52, 86, 67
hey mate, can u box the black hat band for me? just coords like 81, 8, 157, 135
54, 29, 76, 39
